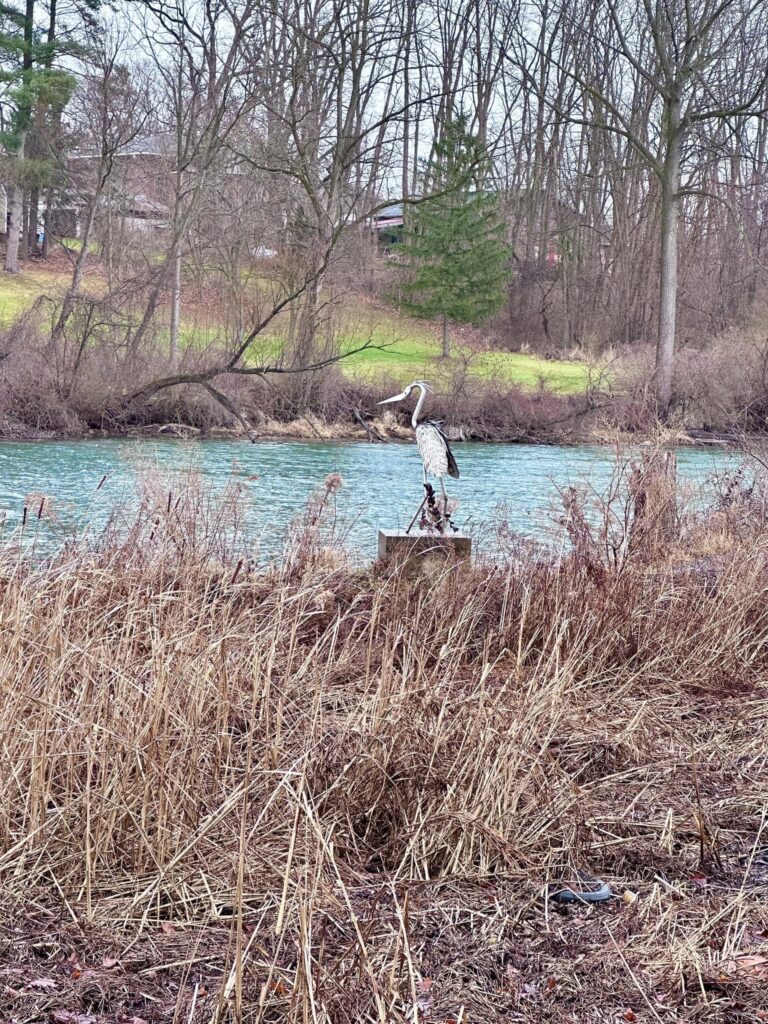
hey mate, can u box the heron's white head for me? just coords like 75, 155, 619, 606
377, 380, 432, 406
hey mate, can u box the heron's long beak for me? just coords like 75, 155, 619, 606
377, 390, 409, 405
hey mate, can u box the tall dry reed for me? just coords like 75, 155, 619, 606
1, 459, 767, 1023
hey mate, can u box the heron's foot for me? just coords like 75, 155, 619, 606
441, 504, 459, 533
418, 483, 459, 535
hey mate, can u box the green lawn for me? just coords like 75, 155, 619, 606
333, 304, 588, 392
0, 265, 590, 393
0, 269, 70, 327
339, 334, 588, 392
60, 237, 99, 256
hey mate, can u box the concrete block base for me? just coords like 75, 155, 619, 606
378, 529, 471, 575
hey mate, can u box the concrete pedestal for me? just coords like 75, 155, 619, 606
378, 529, 471, 575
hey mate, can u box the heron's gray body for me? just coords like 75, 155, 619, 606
416, 421, 460, 480
377, 380, 460, 518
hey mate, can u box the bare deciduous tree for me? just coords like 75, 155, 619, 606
521, 0, 768, 415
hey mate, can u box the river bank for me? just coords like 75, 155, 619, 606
1, 306, 756, 447
0, 410, 745, 448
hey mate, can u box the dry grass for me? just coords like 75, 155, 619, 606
1, 461, 768, 1023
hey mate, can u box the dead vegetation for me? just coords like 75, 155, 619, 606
1, 457, 768, 1022
0, 316, 590, 443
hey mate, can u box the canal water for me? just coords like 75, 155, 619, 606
0, 438, 738, 560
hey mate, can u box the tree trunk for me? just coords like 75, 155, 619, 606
50, 188, 101, 348
296, 277, 319, 363
655, 98, 681, 418
401, 0, 412, 200
441, 314, 450, 359
40, 0, 57, 261
169, 248, 181, 364
20, 196, 29, 260
12, 0, 34, 270
41, 185, 53, 257
28, 186, 39, 254
104, 186, 114, 288
5, 178, 24, 274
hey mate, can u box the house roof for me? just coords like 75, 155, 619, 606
70, 133, 175, 161
375, 203, 403, 220
118, 133, 175, 158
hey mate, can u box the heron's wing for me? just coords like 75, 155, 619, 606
444, 439, 460, 479
431, 422, 460, 479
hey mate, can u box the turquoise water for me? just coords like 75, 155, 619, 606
0, 438, 738, 560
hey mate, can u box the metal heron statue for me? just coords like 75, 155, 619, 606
378, 380, 459, 531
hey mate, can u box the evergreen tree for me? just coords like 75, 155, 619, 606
0, 0, 81, 271
399, 118, 509, 358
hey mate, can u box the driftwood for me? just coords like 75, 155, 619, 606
354, 409, 387, 442
157, 423, 202, 439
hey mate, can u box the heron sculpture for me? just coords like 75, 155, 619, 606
378, 380, 459, 532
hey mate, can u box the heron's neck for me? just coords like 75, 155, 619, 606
412, 385, 426, 428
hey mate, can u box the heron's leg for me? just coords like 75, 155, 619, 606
439, 477, 448, 518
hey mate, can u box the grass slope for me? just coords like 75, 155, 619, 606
0, 267, 69, 326
0, 261, 589, 392
334, 301, 587, 391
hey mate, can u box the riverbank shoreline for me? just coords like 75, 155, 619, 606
0, 415, 746, 449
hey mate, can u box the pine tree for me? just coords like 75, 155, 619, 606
399, 118, 509, 358
0, 0, 79, 271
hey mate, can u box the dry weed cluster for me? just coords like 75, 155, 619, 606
0, 318, 583, 443
1, 462, 768, 1023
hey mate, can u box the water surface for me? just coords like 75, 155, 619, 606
0, 438, 737, 559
